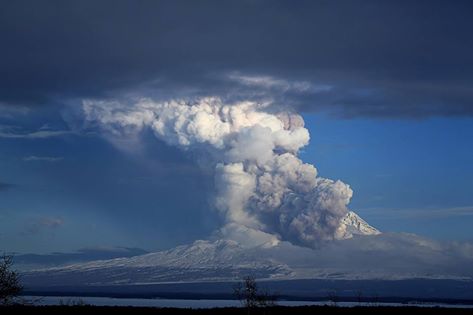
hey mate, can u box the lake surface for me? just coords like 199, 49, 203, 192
23, 296, 473, 308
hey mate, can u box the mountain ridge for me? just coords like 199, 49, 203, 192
22, 212, 473, 286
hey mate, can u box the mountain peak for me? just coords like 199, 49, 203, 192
336, 211, 381, 240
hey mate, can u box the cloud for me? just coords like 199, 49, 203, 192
1, 1, 473, 118
0, 103, 30, 118
23, 156, 63, 162
82, 96, 354, 248
14, 247, 148, 270
0, 129, 71, 139
226, 73, 331, 94
261, 232, 473, 280
24, 217, 64, 235
0, 182, 13, 192
361, 206, 473, 220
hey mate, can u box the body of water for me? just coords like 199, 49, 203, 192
22, 296, 473, 309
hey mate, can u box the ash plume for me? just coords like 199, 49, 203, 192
82, 97, 353, 248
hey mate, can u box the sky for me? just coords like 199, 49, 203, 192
0, 0, 473, 254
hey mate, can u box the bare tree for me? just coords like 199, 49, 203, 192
234, 276, 276, 314
356, 289, 363, 305
0, 254, 22, 305
326, 289, 339, 307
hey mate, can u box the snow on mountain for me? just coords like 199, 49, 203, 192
23, 239, 293, 286
22, 212, 473, 286
336, 211, 381, 239
54, 239, 286, 271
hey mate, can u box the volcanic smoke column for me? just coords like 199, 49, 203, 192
82, 97, 353, 248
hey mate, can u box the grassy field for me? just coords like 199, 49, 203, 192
2, 305, 473, 314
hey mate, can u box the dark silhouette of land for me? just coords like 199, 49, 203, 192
2, 305, 473, 315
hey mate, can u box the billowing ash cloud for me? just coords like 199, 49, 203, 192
81, 97, 353, 248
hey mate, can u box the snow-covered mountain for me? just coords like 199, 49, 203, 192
22, 212, 473, 286
23, 239, 292, 286
336, 211, 381, 239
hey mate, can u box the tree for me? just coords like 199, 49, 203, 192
0, 254, 22, 305
233, 276, 276, 314
356, 289, 364, 305
326, 289, 339, 307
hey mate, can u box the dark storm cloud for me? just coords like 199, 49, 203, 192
1, 0, 473, 117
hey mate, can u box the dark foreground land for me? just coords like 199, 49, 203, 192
2, 305, 473, 314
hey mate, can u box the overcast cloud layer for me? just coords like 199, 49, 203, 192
1, 0, 473, 117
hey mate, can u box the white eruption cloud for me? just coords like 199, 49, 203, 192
82, 97, 353, 248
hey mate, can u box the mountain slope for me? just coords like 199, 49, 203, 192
23, 239, 292, 286
22, 212, 473, 286
336, 211, 381, 239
